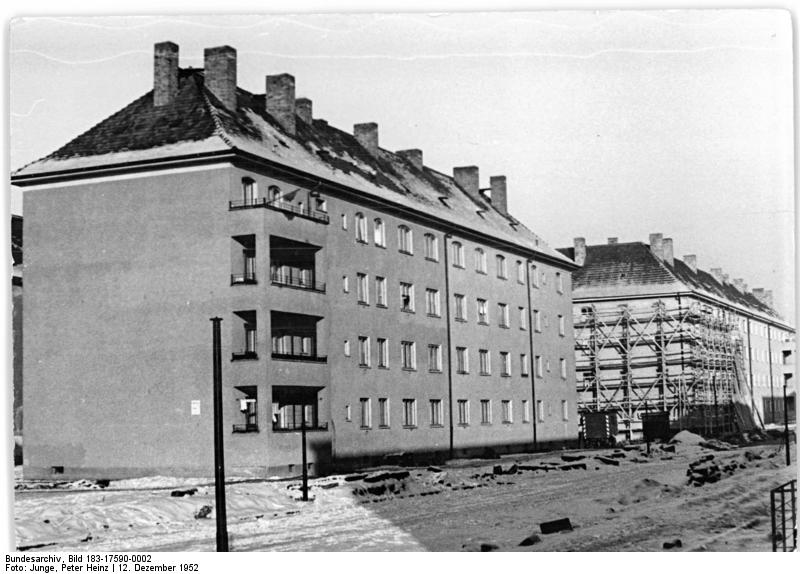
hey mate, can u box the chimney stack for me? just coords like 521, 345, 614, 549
765, 290, 775, 309
683, 254, 697, 273
574, 237, 587, 266
453, 166, 480, 197
722, 273, 729, 284
154, 42, 179, 107
752, 287, 766, 302
607, 237, 618, 244
649, 233, 664, 261
204, 46, 237, 110
266, 74, 296, 134
733, 278, 745, 292
489, 176, 508, 215
354, 123, 379, 155
397, 149, 423, 171
710, 268, 724, 284
663, 238, 674, 266
296, 98, 312, 124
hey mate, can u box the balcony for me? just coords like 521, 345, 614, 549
271, 271, 325, 293
271, 352, 327, 363
229, 198, 330, 224
273, 421, 329, 432
232, 423, 259, 433
231, 272, 257, 285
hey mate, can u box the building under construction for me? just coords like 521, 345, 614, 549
559, 235, 795, 441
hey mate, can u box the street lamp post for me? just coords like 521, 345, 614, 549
211, 317, 229, 551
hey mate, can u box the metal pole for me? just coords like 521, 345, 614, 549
301, 414, 309, 501
713, 375, 719, 438
211, 317, 229, 552
783, 384, 791, 467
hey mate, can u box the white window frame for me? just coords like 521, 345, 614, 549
475, 248, 487, 273
398, 225, 413, 254
457, 399, 470, 426
355, 212, 367, 243
477, 299, 488, 324
377, 337, 388, 368
402, 399, 418, 428
358, 336, 371, 367
428, 344, 442, 372
452, 241, 465, 268
376, 276, 387, 307
560, 358, 567, 379
454, 293, 467, 321
521, 353, 529, 377
500, 351, 511, 376
479, 349, 491, 375
379, 398, 390, 427
480, 399, 492, 425
456, 347, 469, 374
374, 218, 386, 247
401, 341, 417, 370
426, 288, 441, 317
401, 282, 415, 312
498, 303, 509, 327
522, 400, 530, 423
502, 400, 513, 423
429, 399, 443, 427
424, 233, 438, 261
357, 272, 369, 304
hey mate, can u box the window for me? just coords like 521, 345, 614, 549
498, 303, 509, 327
519, 307, 527, 330
341, 214, 348, 230
377, 338, 388, 368
232, 311, 258, 360
424, 233, 438, 261
355, 212, 367, 243
522, 400, 530, 423
546, 359, 551, 373
474, 248, 487, 273
430, 399, 443, 427
537, 400, 544, 422
242, 177, 257, 205
517, 260, 525, 283
500, 352, 511, 376
315, 197, 327, 212
561, 400, 569, 421
560, 358, 567, 379
400, 282, 415, 312
345, 404, 351, 422
558, 315, 565, 336
376, 276, 387, 307
452, 241, 465, 268
426, 288, 441, 317
531, 264, 539, 287
456, 347, 469, 374
233, 386, 258, 432
477, 299, 489, 324
480, 400, 492, 424
344, 340, 351, 356
398, 225, 413, 254
401, 341, 417, 370
379, 398, 390, 427
535, 355, 543, 377
342, 275, 349, 293
268, 185, 281, 203
458, 400, 470, 425
374, 218, 386, 247
358, 336, 371, 367
521, 353, 529, 377
496, 255, 507, 279
428, 344, 442, 372
479, 349, 491, 375
357, 273, 369, 304
501, 400, 512, 423
533, 309, 542, 332
556, 272, 564, 293
454, 294, 467, 321
403, 399, 418, 427
360, 398, 371, 429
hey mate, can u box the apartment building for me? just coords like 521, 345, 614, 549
559, 235, 795, 439
12, 43, 578, 479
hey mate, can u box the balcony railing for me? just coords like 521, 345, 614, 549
231, 272, 257, 285
271, 271, 326, 293
273, 422, 329, 432
232, 423, 259, 433
271, 352, 327, 363
228, 197, 330, 224
231, 351, 258, 361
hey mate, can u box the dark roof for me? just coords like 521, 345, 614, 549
13, 69, 572, 267
558, 241, 784, 322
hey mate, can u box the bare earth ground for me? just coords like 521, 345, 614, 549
13, 437, 797, 552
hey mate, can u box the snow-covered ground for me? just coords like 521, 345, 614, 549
13, 434, 796, 552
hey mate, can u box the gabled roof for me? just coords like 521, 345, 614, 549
558, 241, 788, 325
12, 69, 573, 268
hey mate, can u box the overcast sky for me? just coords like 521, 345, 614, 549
8, 11, 795, 318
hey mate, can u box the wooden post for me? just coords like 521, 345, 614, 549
211, 317, 229, 552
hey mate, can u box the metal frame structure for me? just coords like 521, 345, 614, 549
574, 299, 756, 439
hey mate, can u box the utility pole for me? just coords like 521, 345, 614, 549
783, 381, 791, 467
211, 317, 229, 552
301, 415, 309, 501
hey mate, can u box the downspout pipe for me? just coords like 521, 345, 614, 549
526, 258, 539, 450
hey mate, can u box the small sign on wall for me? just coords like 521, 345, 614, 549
191, 400, 201, 415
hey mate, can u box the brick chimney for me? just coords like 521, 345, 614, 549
573, 237, 586, 266
683, 254, 697, 273
453, 166, 480, 197
489, 176, 508, 215
397, 149, 423, 171
733, 278, 745, 292
266, 74, 296, 134
607, 237, 618, 244
710, 267, 724, 284
204, 46, 237, 110
649, 233, 664, 261
765, 290, 775, 309
296, 98, 312, 124
354, 123, 379, 155
752, 287, 766, 301
722, 273, 730, 284
154, 42, 179, 107
663, 238, 674, 266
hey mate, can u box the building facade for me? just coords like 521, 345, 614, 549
13, 43, 578, 479
559, 235, 795, 440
